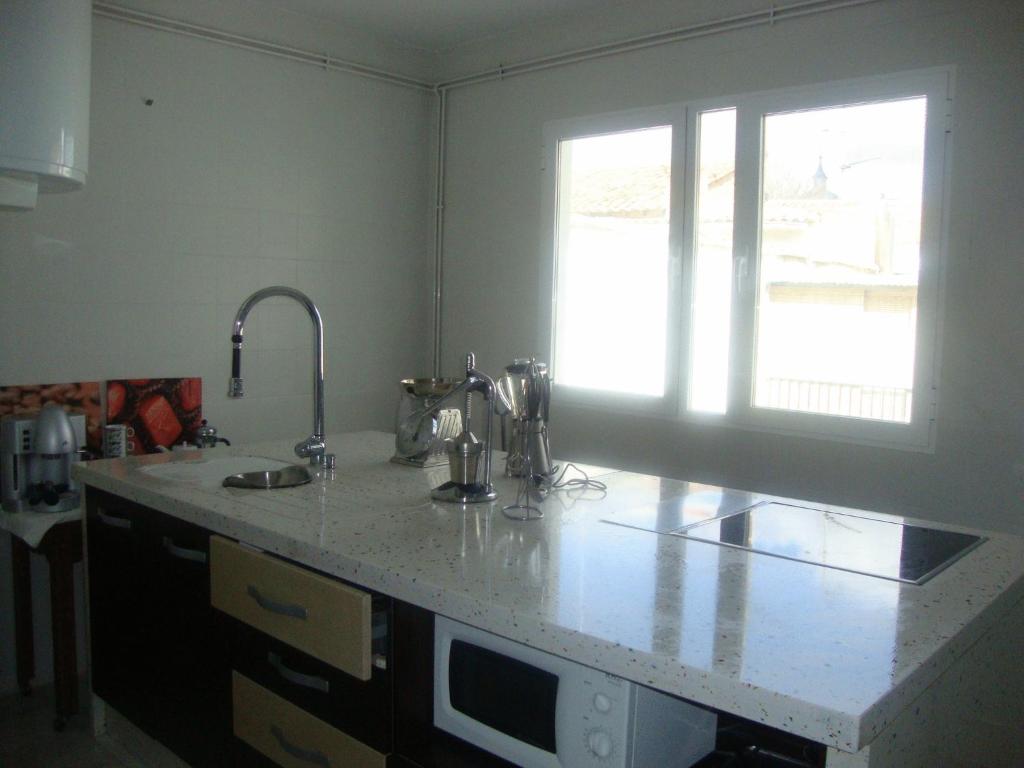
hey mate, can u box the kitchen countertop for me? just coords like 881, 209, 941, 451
72, 431, 1024, 755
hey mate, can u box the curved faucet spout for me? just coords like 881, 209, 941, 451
229, 286, 328, 465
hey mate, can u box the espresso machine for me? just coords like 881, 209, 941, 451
1, 404, 86, 513
496, 358, 553, 481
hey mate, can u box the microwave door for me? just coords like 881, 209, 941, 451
435, 619, 563, 768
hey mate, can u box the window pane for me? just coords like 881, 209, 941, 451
753, 98, 927, 423
554, 127, 671, 396
689, 108, 736, 413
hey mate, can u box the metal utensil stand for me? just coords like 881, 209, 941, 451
502, 426, 545, 521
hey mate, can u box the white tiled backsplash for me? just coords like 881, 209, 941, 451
0, 17, 434, 446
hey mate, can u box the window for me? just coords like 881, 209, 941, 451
553, 126, 673, 396
751, 99, 926, 424
546, 70, 950, 449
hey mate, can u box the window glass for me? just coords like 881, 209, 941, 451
753, 98, 927, 423
553, 127, 672, 396
689, 108, 737, 414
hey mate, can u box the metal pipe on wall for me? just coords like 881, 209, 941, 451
434, 0, 883, 91
91, 3, 433, 91
431, 87, 448, 377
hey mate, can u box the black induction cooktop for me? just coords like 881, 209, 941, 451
673, 502, 985, 584
604, 498, 987, 585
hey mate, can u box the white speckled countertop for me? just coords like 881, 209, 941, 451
73, 431, 1024, 754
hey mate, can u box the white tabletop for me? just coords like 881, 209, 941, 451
0, 505, 82, 548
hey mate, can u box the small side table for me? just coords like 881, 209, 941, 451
5, 513, 83, 731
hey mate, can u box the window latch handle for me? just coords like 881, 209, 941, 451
735, 251, 750, 295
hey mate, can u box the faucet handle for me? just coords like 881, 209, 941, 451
294, 435, 326, 462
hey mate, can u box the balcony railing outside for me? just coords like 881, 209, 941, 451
758, 377, 913, 423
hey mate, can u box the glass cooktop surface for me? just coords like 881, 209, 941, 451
675, 502, 984, 584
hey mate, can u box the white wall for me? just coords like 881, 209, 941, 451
0, 14, 433, 695
437, 0, 1024, 534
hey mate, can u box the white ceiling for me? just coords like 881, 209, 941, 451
268, 0, 625, 53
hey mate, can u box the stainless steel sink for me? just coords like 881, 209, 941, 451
222, 464, 312, 490
139, 456, 311, 490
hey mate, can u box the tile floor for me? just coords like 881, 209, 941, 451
0, 683, 132, 768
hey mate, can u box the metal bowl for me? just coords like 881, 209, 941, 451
399, 378, 457, 397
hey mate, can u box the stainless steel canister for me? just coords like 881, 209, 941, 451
446, 432, 483, 486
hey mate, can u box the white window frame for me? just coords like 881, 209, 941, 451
541, 104, 686, 420
542, 67, 952, 451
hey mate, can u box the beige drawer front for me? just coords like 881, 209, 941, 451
233, 671, 387, 768
211, 536, 372, 680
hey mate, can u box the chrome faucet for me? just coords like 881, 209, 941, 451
229, 286, 333, 467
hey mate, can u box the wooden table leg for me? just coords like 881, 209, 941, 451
11, 535, 34, 697
43, 523, 81, 731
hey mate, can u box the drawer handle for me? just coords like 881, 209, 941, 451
268, 652, 330, 693
97, 510, 132, 529
162, 537, 207, 563
270, 724, 330, 768
246, 585, 308, 620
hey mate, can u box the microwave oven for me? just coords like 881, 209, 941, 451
434, 616, 717, 768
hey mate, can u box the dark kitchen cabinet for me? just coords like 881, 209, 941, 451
86, 491, 150, 721
87, 491, 395, 767
147, 508, 232, 766
86, 489, 231, 768
86, 488, 822, 768
209, 534, 394, 765
227, 609, 392, 754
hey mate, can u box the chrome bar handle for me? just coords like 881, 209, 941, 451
162, 537, 207, 564
268, 652, 329, 693
246, 585, 308, 620
371, 609, 388, 670
464, 352, 474, 428
97, 510, 132, 529
269, 725, 330, 767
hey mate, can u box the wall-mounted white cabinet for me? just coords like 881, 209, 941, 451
0, 0, 91, 210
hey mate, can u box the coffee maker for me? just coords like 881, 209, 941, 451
1, 404, 86, 513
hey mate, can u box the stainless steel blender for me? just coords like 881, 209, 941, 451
496, 358, 553, 482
